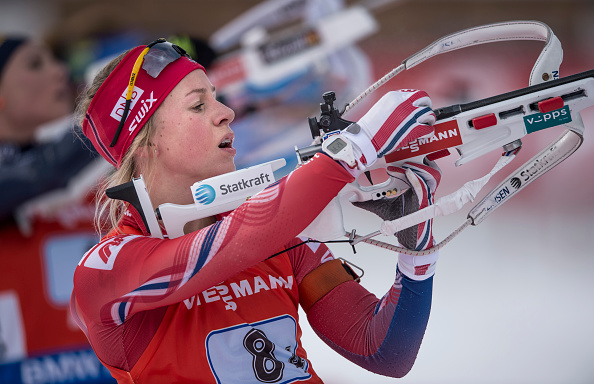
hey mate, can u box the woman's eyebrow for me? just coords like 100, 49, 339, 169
185, 86, 216, 98
185, 88, 207, 97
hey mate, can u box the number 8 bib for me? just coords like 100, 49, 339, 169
206, 315, 311, 383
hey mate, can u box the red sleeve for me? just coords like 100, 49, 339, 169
287, 237, 432, 378
73, 154, 354, 326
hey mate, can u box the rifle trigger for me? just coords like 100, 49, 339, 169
364, 171, 373, 185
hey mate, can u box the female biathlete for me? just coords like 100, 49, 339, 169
71, 38, 441, 383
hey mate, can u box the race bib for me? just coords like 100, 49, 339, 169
206, 315, 310, 383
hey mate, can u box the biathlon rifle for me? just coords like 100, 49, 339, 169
296, 20, 593, 251
106, 21, 592, 252
296, 68, 592, 247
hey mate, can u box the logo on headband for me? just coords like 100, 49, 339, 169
128, 91, 158, 134
111, 86, 144, 122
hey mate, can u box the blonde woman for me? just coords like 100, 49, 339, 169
72, 39, 441, 383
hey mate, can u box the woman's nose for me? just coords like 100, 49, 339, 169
215, 100, 235, 126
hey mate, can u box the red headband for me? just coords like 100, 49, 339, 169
83, 45, 205, 168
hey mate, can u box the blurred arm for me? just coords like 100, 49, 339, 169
0, 128, 97, 220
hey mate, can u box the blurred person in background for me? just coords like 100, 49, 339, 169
71, 38, 441, 383
0, 36, 115, 383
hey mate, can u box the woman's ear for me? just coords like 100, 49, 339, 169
136, 144, 159, 159
132, 144, 158, 178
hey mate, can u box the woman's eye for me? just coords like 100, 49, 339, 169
192, 103, 204, 112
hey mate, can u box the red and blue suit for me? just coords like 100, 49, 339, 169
71, 154, 433, 383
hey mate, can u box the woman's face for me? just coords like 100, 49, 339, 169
0, 41, 71, 137
150, 69, 236, 184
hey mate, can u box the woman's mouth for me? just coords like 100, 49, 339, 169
219, 138, 233, 148
219, 137, 236, 155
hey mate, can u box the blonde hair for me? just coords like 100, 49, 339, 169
75, 50, 158, 235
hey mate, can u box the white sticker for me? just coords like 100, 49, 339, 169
80, 236, 140, 271
206, 315, 310, 384
110, 86, 144, 122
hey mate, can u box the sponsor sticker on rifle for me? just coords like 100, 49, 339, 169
258, 29, 321, 64
524, 105, 572, 133
208, 55, 246, 89
384, 120, 462, 163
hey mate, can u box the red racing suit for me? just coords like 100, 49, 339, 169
71, 154, 433, 383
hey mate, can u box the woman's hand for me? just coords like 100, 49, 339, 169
341, 90, 436, 169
